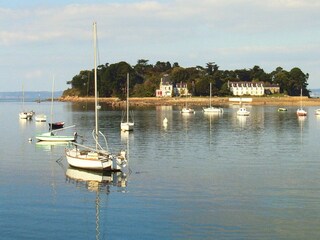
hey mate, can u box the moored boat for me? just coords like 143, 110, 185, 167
181, 107, 195, 114
237, 107, 250, 116
35, 125, 77, 142
297, 89, 307, 117
49, 121, 65, 130
121, 73, 134, 132
35, 114, 47, 122
203, 83, 223, 114
65, 22, 127, 171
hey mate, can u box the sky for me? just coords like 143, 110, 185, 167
1, 0, 320, 92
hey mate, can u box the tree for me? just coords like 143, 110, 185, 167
206, 62, 219, 75
235, 69, 251, 81
64, 59, 310, 98
288, 67, 309, 96
250, 65, 271, 83
272, 68, 289, 94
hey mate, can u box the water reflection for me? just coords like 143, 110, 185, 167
19, 118, 33, 129
203, 112, 223, 143
65, 167, 128, 190
156, 106, 172, 131
237, 115, 247, 128
298, 115, 307, 144
66, 168, 128, 240
35, 141, 69, 152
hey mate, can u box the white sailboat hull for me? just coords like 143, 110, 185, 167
181, 108, 195, 114
35, 114, 47, 122
297, 109, 307, 116
36, 132, 76, 142
19, 111, 34, 119
297, 89, 307, 117
65, 148, 112, 170
203, 107, 223, 113
121, 122, 134, 131
237, 108, 250, 116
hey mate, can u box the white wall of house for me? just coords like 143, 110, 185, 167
156, 78, 173, 97
229, 82, 265, 96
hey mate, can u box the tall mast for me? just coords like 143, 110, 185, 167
50, 75, 54, 125
209, 82, 212, 108
93, 22, 98, 149
126, 73, 129, 123
22, 84, 24, 110
300, 88, 303, 109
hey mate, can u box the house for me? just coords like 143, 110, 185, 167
264, 83, 280, 94
174, 82, 189, 97
228, 81, 279, 96
156, 75, 190, 97
156, 77, 173, 97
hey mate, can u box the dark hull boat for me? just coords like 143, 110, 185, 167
49, 121, 65, 130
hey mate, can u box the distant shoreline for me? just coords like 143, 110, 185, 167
60, 96, 320, 107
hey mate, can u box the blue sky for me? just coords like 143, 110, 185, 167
1, 0, 320, 92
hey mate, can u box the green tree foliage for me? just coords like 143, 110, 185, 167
64, 61, 310, 98
271, 67, 309, 96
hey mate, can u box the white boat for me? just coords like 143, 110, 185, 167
35, 77, 75, 142
19, 84, 34, 120
297, 89, 307, 117
36, 125, 77, 142
315, 109, 320, 115
237, 107, 250, 116
297, 108, 307, 116
181, 107, 195, 114
203, 83, 223, 114
65, 22, 127, 171
120, 73, 134, 131
19, 111, 34, 120
35, 114, 47, 122
181, 96, 195, 114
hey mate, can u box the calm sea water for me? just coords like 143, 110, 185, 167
1, 100, 320, 239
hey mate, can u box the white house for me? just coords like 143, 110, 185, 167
156, 78, 173, 97
228, 81, 265, 96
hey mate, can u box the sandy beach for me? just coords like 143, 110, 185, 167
60, 96, 320, 107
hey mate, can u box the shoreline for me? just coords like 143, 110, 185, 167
59, 96, 320, 107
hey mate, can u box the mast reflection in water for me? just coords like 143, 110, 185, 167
65, 168, 128, 240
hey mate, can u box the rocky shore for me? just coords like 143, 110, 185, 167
60, 96, 320, 107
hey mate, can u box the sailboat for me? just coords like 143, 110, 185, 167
65, 22, 127, 171
19, 84, 34, 120
35, 114, 47, 122
48, 76, 65, 130
296, 89, 307, 116
36, 77, 76, 142
237, 98, 250, 116
120, 73, 134, 131
35, 125, 77, 141
203, 83, 223, 113
181, 95, 195, 114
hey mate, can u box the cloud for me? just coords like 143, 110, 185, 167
25, 69, 44, 79
1, 1, 319, 45
1, 0, 320, 90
